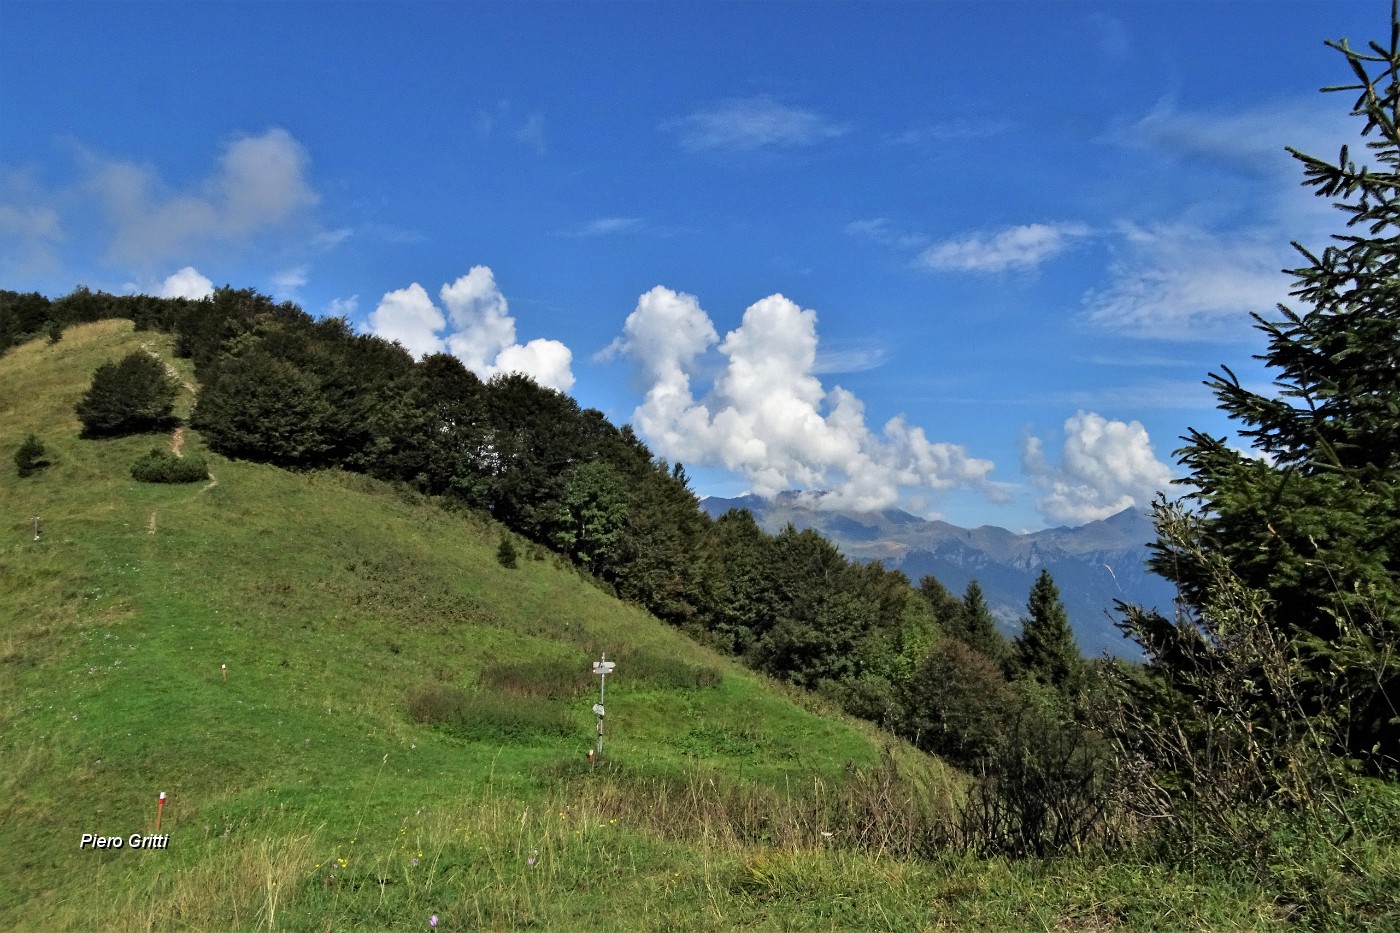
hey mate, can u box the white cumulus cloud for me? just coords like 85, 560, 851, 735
369, 284, 446, 359
369, 266, 574, 392
607, 286, 997, 511
1022, 411, 1175, 525
156, 266, 214, 300
918, 222, 1091, 273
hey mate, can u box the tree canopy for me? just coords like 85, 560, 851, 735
74, 350, 179, 438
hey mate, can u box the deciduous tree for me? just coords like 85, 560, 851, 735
74, 351, 178, 437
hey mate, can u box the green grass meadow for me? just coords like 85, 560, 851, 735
2, 322, 1389, 931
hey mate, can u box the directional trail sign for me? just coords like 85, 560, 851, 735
591, 654, 615, 760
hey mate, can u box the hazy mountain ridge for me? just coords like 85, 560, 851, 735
700, 493, 1177, 658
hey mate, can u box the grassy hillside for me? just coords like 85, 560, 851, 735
1, 322, 1370, 932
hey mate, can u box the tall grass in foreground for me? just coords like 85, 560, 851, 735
37, 756, 1398, 932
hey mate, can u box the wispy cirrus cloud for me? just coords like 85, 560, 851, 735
1081, 222, 1288, 340
560, 216, 645, 237
845, 217, 928, 250
666, 95, 848, 152
884, 118, 1012, 148
87, 128, 319, 267
325, 295, 359, 318
1076, 97, 1363, 341
515, 112, 547, 155
475, 100, 547, 155
1084, 12, 1130, 61
918, 222, 1092, 274
1117, 97, 1352, 184
271, 265, 308, 301
1, 129, 324, 279
813, 343, 888, 375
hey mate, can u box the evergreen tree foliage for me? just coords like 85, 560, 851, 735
1136, 10, 1400, 766
917, 573, 964, 629
1013, 569, 1082, 697
74, 350, 178, 437
496, 536, 518, 569
14, 433, 49, 477
610, 461, 707, 625
951, 580, 1009, 665
0, 290, 52, 353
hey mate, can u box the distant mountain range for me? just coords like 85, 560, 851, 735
699, 493, 1179, 659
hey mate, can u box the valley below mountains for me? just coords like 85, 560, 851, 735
701, 493, 1179, 658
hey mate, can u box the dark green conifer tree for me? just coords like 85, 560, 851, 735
953, 580, 1008, 666
14, 433, 49, 477
1013, 569, 1082, 697
1129, 8, 1400, 766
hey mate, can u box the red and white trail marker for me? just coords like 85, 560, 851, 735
221, 663, 227, 683
156, 791, 167, 831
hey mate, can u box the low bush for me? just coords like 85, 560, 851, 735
407, 683, 575, 743
479, 658, 586, 699
623, 650, 722, 689
130, 448, 209, 483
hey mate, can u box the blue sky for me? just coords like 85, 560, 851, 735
1, 1, 1382, 530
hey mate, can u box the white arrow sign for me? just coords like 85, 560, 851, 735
593, 703, 605, 716
592, 661, 615, 675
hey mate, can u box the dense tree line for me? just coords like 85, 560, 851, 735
5, 276, 1087, 770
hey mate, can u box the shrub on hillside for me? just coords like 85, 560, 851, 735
407, 683, 574, 742
75, 350, 178, 437
14, 433, 50, 477
130, 449, 209, 483
479, 658, 585, 699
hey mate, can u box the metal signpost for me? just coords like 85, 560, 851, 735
591, 654, 615, 760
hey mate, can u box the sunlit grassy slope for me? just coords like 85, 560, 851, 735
3, 321, 1366, 932
0, 321, 922, 926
